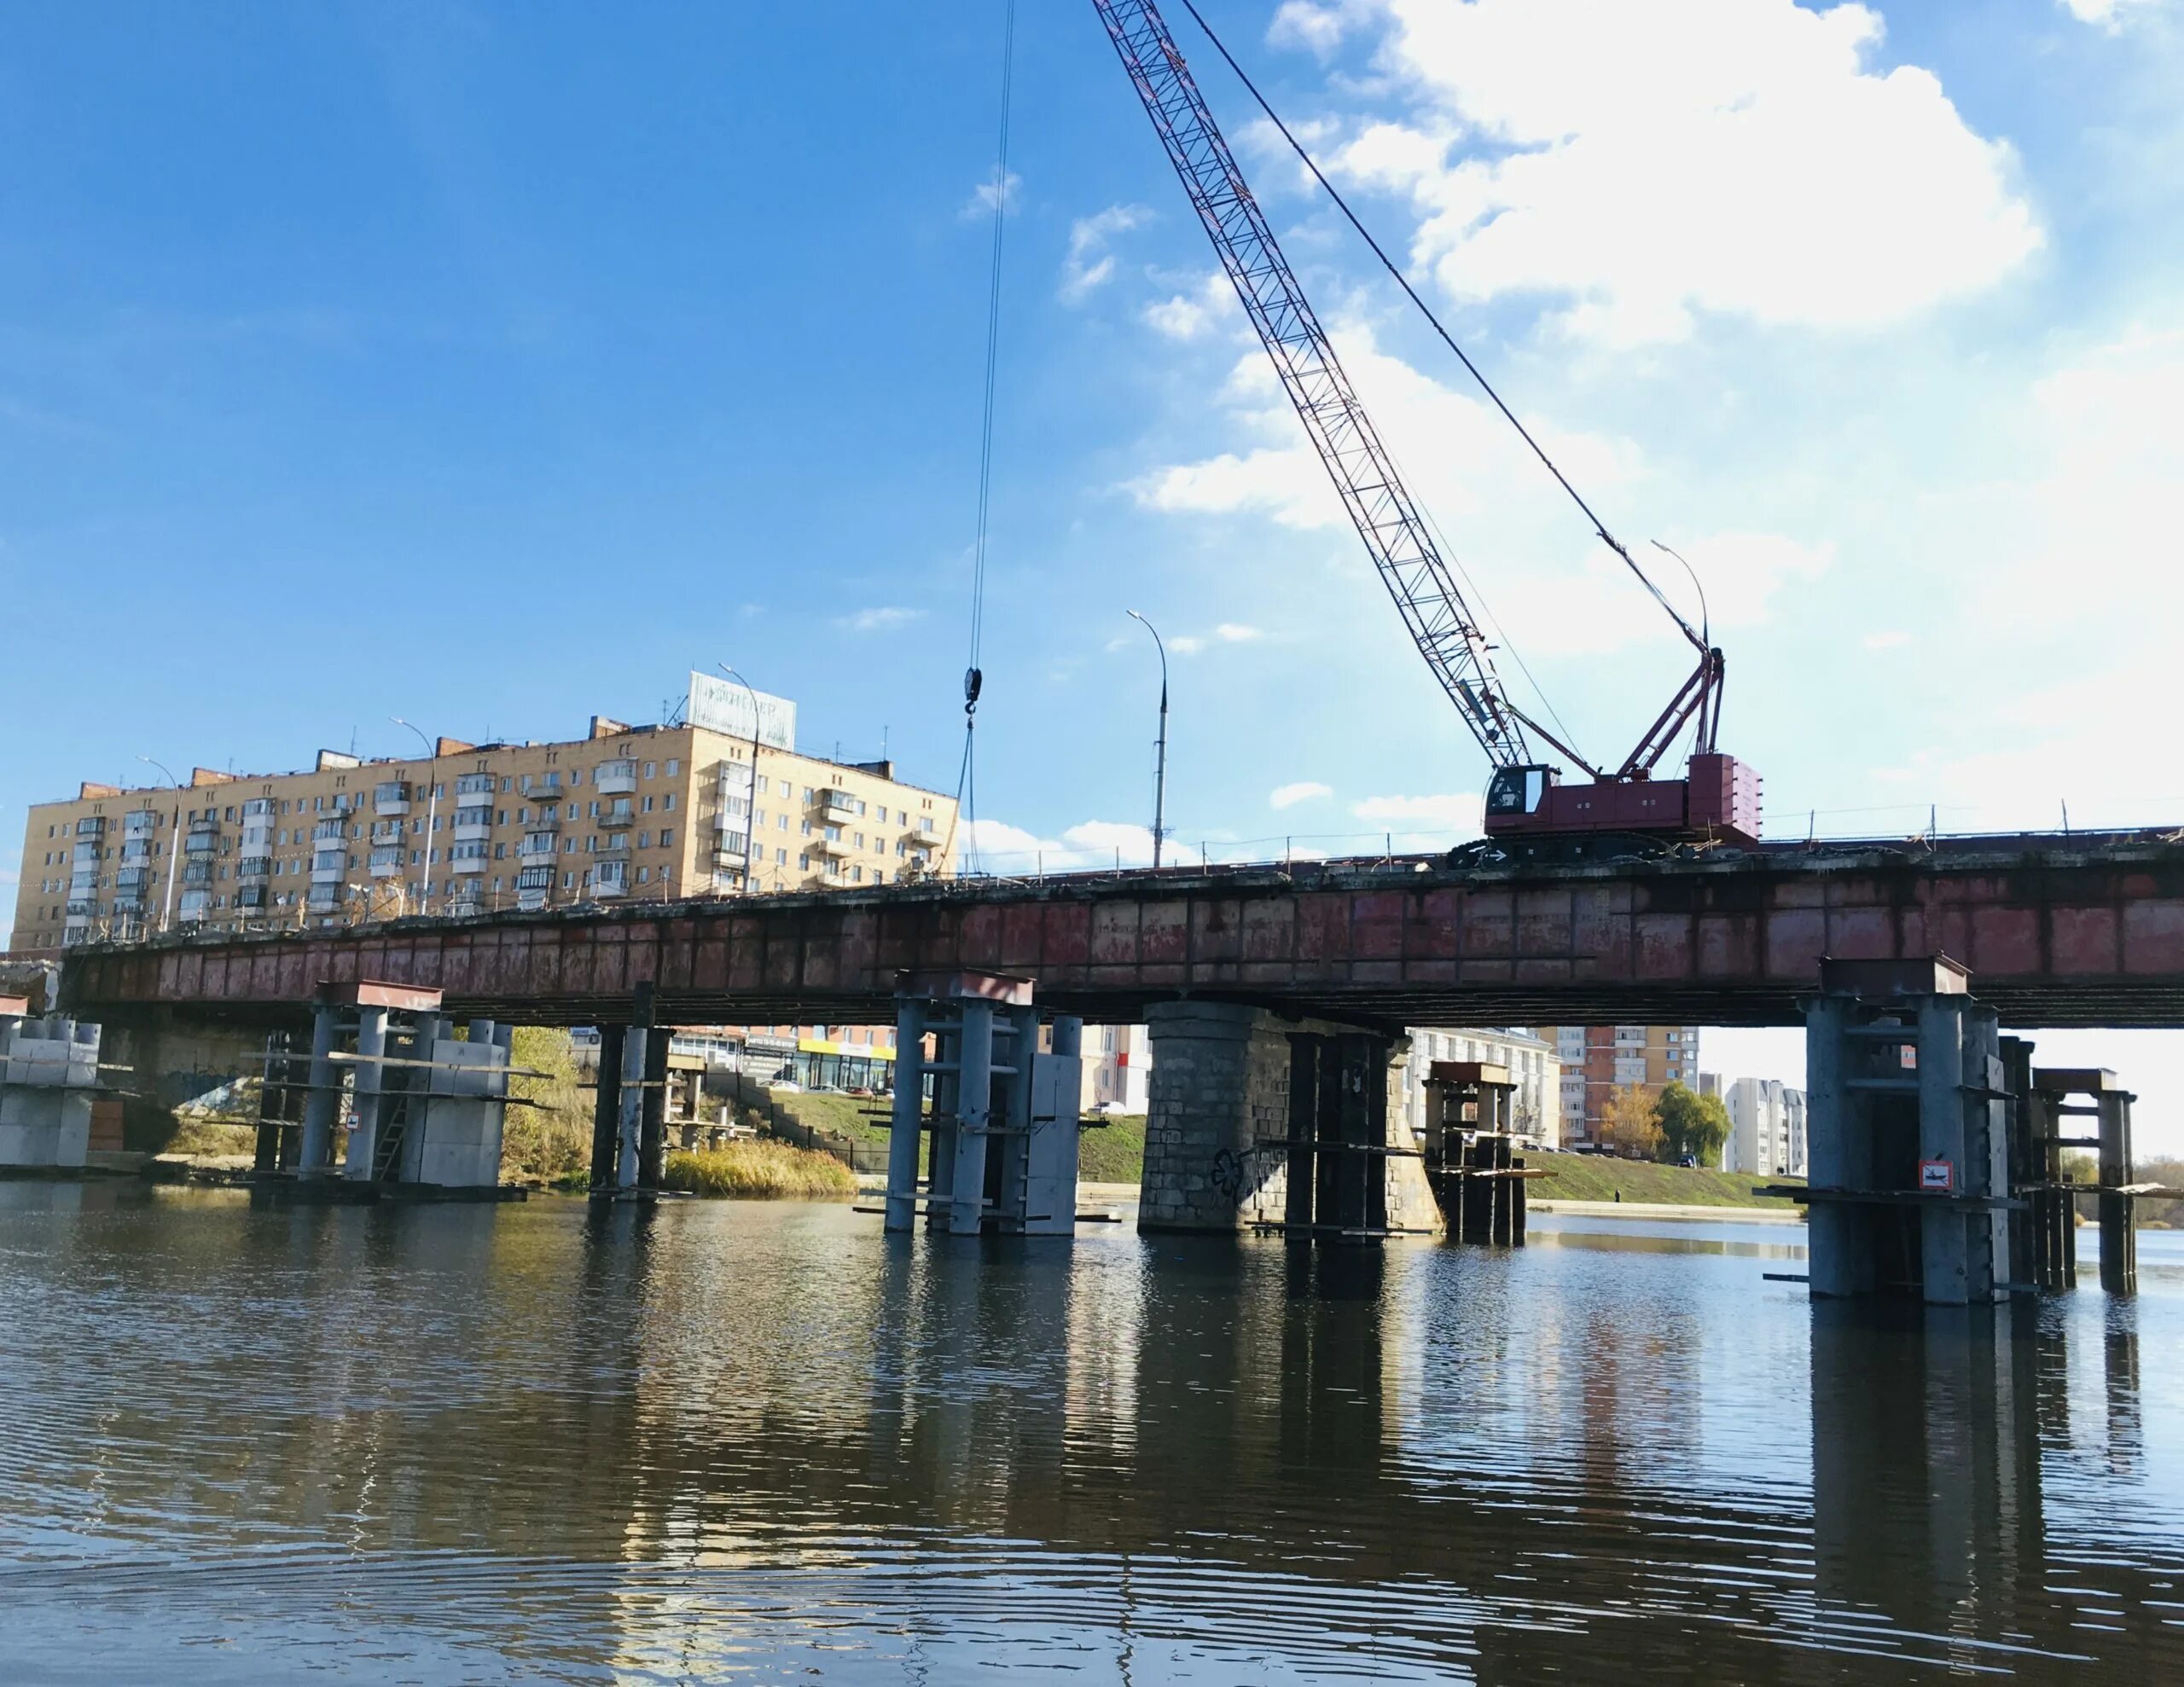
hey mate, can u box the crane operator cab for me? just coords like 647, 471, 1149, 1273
1485, 765, 1555, 824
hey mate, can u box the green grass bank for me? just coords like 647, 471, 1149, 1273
1532, 1155, 1801, 1209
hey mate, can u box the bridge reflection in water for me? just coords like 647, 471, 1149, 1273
0, 1187, 2176, 1681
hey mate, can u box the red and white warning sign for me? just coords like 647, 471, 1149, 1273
1918, 1159, 1954, 1193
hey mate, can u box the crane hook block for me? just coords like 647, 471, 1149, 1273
964, 667, 984, 709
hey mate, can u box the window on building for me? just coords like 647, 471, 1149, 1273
666, 758, 679, 775
660, 827, 674, 848
642, 796, 654, 813
637, 867, 649, 884
643, 762, 655, 779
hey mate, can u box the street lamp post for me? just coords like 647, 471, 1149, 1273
717, 664, 764, 894
390, 717, 438, 916
136, 755, 182, 934
1126, 610, 1168, 870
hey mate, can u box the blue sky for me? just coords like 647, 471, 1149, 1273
3, 0, 2181, 1132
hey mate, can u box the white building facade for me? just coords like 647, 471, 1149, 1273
1080, 1023, 1151, 1113
1722, 1077, 1808, 1178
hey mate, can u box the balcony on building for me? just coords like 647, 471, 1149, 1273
597, 832, 630, 856
374, 780, 412, 816
181, 860, 214, 888
369, 848, 404, 879
812, 831, 851, 857
177, 890, 210, 922
116, 865, 154, 893
594, 758, 639, 797
714, 831, 750, 869
184, 820, 219, 855
816, 789, 857, 823
306, 884, 340, 913
237, 855, 272, 882
72, 839, 102, 867
452, 805, 492, 843
585, 861, 629, 898
74, 815, 107, 839
518, 832, 559, 863
123, 808, 160, 839
235, 885, 269, 911
515, 865, 552, 912
119, 837, 154, 867
312, 818, 346, 845
369, 819, 405, 846
65, 899, 102, 922
455, 773, 495, 799
305, 849, 343, 884
445, 882, 484, 918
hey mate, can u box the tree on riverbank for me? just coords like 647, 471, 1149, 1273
501, 1027, 590, 1187
1655, 1081, 1732, 1168
1597, 1083, 1664, 1159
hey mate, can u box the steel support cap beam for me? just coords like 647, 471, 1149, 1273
893, 969, 1035, 1006
1818, 954, 1970, 999
317, 978, 447, 1013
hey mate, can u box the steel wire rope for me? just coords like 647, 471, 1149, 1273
944, 0, 1019, 877
1173, 0, 1705, 651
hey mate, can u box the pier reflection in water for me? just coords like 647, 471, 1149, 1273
0, 1184, 2178, 1683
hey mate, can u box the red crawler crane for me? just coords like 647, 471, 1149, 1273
1094, 0, 1762, 855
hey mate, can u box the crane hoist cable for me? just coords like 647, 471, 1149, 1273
1170, 0, 1708, 660
948, 0, 1019, 877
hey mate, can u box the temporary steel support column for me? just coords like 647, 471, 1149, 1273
884, 1000, 926, 1232
340, 1004, 390, 1178
1802, 958, 2011, 1305
884, 971, 1077, 1238
298, 999, 341, 1175
589, 1025, 624, 1197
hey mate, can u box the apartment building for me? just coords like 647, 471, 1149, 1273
1720, 1077, 1809, 1178
1402, 1027, 1560, 1148
1539, 1024, 1703, 1145
10, 676, 957, 953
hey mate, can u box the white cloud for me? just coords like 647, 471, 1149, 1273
1142, 273, 1238, 342
1350, 791, 1484, 850
1130, 316, 1827, 658
1326, 0, 2041, 345
2060, 0, 2164, 27
960, 169, 1021, 221
962, 816, 1157, 872
1061, 204, 1151, 301
839, 606, 923, 633
1271, 780, 1333, 809
1270, 0, 1350, 55
1862, 629, 1911, 651
1212, 622, 1263, 643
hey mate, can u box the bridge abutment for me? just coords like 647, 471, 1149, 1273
1140, 1003, 1438, 1237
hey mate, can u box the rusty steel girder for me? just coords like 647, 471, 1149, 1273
56, 838, 2184, 1032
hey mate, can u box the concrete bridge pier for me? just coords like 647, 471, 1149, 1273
0, 1000, 103, 1170
1139, 1003, 1438, 1239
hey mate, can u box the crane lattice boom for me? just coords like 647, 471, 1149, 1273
1092, 0, 1535, 770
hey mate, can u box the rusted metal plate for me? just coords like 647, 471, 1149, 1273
321, 978, 445, 1012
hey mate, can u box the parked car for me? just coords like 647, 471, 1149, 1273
1677, 1154, 1699, 1168
767, 1079, 804, 1093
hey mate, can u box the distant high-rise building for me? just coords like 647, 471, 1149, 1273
1721, 1078, 1808, 1178
1537, 1024, 1704, 1145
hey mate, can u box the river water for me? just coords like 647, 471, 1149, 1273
0, 1186, 2178, 1684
